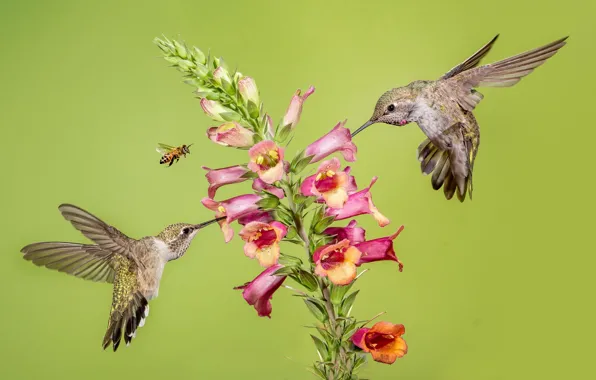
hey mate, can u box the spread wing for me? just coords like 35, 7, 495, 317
447, 37, 568, 111
440, 34, 500, 80
21, 242, 116, 283
156, 143, 175, 155
57, 204, 141, 267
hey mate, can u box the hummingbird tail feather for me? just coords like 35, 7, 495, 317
102, 292, 148, 352
417, 139, 472, 202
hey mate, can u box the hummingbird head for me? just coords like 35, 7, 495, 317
352, 86, 419, 137
157, 217, 224, 261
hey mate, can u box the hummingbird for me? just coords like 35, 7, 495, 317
20, 203, 223, 351
352, 35, 568, 201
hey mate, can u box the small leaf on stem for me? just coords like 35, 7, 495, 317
339, 290, 360, 317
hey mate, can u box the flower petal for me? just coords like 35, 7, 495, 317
234, 264, 287, 318
305, 120, 357, 163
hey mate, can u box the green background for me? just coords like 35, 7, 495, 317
1, 0, 594, 379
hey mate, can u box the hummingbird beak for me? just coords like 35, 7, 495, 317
193, 216, 226, 230
351, 120, 375, 137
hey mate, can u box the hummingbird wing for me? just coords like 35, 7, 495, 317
447, 37, 568, 111
21, 242, 116, 283
58, 204, 144, 269
440, 34, 500, 80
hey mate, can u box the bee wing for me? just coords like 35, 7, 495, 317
156, 143, 175, 154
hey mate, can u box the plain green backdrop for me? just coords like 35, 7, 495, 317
1, 0, 594, 379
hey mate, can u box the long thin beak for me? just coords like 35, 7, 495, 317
193, 216, 226, 229
351, 120, 375, 137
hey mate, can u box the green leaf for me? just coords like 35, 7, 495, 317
220, 111, 241, 122
279, 252, 302, 265
272, 266, 296, 276
247, 100, 260, 119
274, 208, 294, 225
291, 155, 315, 174
173, 40, 188, 58
276, 123, 293, 144
304, 298, 328, 323
313, 215, 336, 234
292, 269, 318, 292
342, 320, 360, 343
316, 327, 335, 348
285, 226, 297, 240
240, 170, 258, 179
300, 196, 316, 210
339, 290, 360, 317
352, 353, 368, 372
330, 282, 354, 305
283, 238, 304, 246
311, 335, 330, 361
312, 364, 326, 380
256, 196, 280, 210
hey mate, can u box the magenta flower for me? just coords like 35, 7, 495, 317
238, 210, 274, 226
238, 76, 260, 106
240, 221, 288, 267
202, 165, 250, 199
313, 239, 362, 286
206, 122, 255, 148
200, 99, 236, 122
300, 158, 357, 208
247, 140, 285, 184
355, 225, 405, 271
253, 178, 285, 199
326, 177, 389, 227
234, 264, 287, 318
282, 86, 315, 129
304, 120, 357, 163
201, 194, 262, 242
323, 220, 366, 245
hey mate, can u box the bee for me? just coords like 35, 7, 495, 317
156, 143, 193, 167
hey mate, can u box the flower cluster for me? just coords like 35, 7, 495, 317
155, 36, 408, 379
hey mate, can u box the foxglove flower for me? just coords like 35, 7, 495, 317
247, 140, 285, 184
200, 99, 238, 122
238, 76, 260, 106
237, 210, 274, 225
314, 239, 362, 286
324, 220, 366, 245
206, 122, 255, 148
326, 177, 389, 227
355, 225, 405, 271
253, 178, 285, 199
240, 222, 288, 267
300, 158, 357, 208
202, 165, 250, 199
201, 194, 262, 242
351, 322, 407, 364
304, 120, 357, 163
234, 264, 287, 318
282, 86, 315, 129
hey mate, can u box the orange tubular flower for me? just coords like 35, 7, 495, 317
313, 239, 362, 285
351, 322, 408, 364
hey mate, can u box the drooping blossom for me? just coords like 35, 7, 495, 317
206, 122, 255, 148
351, 322, 407, 364
237, 210, 274, 226
234, 264, 287, 318
253, 178, 285, 199
201, 194, 261, 242
304, 120, 357, 163
326, 177, 389, 227
247, 140, 285, 184
355, 225, 405, 271
239, 222, 287, 267
300, 158, 357, 208
238, 76, 259, 106
202, 165, 250, 199
313, 239, 362, 286
323, 220, 366, 245
200, 99, 237, 122
282, 86, 315, 129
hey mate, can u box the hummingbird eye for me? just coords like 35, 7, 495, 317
182, 227, 191, 234
387, 104, 396, 112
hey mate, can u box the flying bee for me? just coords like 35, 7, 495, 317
156, 143, 193, 167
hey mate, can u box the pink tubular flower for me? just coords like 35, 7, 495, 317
314, 239, 362, 286
234, 264, 287, 318
300, 158, 357, 208
200, 99, 236, 122
323, 220, 366, 245
355, 225, 405, 272
351, 322, 407, 364
238, 210, 274, 226
247, 140, 285, 184
202, 165, 250, 199
206, 122, 255, 148
326, 177, 390, 227
304, 120, 357, 163
253, 178, 285, 199
238, 76, 259, 106
239, 222, 288, 267
201, 194, 262, 242
282, 86, 315, 129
